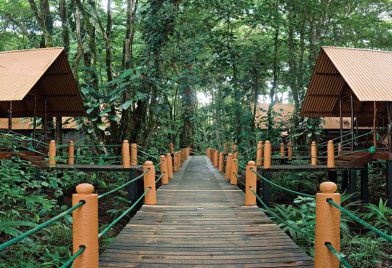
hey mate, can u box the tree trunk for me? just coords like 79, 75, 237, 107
267, 26, 279, 136
59, 0, 70, 55
28, 0, 52, 47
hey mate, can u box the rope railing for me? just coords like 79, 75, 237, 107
0, 200, 85, 251
318, 131, 354, 146
139, 148, 160, 160
0, 129, 49, 147
155, 172, 164, 184
98, 169, 151, 200
325, 242, 351, 268
249, 187, 314, 238
250, 168, 314, 198
60, 245, 86, 268
326, 198, 392, 243
98, 187, 151, 239
0, 142, 191, 268
209, 140, 390, 267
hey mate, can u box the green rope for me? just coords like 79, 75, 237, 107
138, 149, 160, 160
98, 188, 150, 238
325, 242, 352, 268
98, 169, 150, 200
250, 169, 315, 198
60, 245, 86, 268
74, 144, 121, 148
326, 199, 392, 243
234, 174, 245, 186
0, 201, 85, 251
156, 172, 164, 184
319, 131, 354, 145
249, 188, 314, 238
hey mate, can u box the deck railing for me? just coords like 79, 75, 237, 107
206, 142, 392, 268
0, 143, 191, 268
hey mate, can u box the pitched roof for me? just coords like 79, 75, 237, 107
300, 46, 392, 125
323, 46, 392, 101
0, 47, 86, 117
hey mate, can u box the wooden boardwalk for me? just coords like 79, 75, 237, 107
100, 156, 313, 267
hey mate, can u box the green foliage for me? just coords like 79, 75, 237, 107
270, 195, 392, 267
0, 156, 132, 267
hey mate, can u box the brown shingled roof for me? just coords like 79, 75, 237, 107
300, 46, 392, 126
0, 47, 86, 117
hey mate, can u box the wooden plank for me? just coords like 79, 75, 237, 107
99, 156, 313, 267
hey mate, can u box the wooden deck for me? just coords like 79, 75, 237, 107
99, 156, 313, 267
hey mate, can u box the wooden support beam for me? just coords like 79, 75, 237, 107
360, 167, 369, 204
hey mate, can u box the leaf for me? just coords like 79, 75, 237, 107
86, 108, 95, 114
97, 122, 107, 131
121, 100, 133, 111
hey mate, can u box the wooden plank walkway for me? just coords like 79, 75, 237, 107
100, 156, 313, 267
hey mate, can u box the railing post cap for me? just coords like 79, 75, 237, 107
320, 182, 337, 193
50, 140, 56, 143
258, 141, 262, 144
328, 140, 334, 144
265, 140, 270, 144
247, 161, 255, 166
166, 153, 171, 156
123, 140, 129, 143
69, 140, 74, 144
144, 160, 154, 166
228, 153, 233, 156
288, 141, 292, 145
76, 183, 94, 194
312, 141, 316, 145
160, 155, 165, 160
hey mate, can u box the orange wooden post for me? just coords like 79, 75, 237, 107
280, 142, 285, 157
264, 140, 272, 169
68, 140, 75, 165
315, 182, 340, 268
224, 143, 228, 154
327, 140, 335, 168
287, 141, 293, 161
234, 151, 238, 159
231, 144, 237, 153
245, 161, 257, 206
143, 161, 156, 205
160, 155, 169, 185
72, 183, 98, 268
215, 150, 219, 167
130, 143, 137, 166
122, 140, 130, 168
170, 142, 174, 155
177, 152, 181, 170
225, 153, 233, 180
48, 140, 56, 167
219, 152, 224, 172
311, 141, 318, 166
166, 153, 173, 179
230, 157, 238, 185
256, 141, 263, 166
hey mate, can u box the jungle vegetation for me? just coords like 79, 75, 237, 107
1, 0, 392, 267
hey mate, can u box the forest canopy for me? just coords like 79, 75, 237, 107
1, 0, 392, 150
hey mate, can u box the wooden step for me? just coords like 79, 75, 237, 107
336, 152, 373, 167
